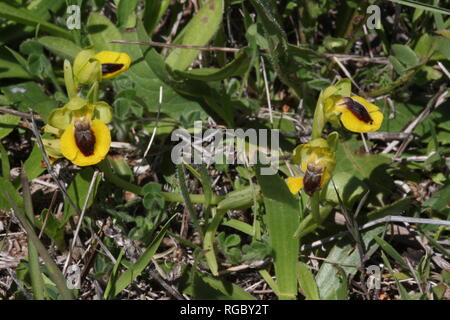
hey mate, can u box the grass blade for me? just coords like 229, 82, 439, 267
21, 167, 45, 300
2, 178, 73, 300
387, 0, 450, 15
108, 214, 175, 297
203, 208, 226, 276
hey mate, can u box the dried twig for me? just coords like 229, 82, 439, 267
28, 110, 80, 214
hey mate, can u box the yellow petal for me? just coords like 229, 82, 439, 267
94, 51, 131, 79
60, 124, 77, 161
335, 96, 384, 133
286, 177, 303, 195
60, 120, 111, 166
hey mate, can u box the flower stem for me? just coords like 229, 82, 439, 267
311, 191, 320, 222
98, 159, 223, 205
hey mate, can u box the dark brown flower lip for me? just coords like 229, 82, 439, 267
338, 97, 373, 124
303, 162, 324, 196
101, 63, 124, 75
74, 121, 96, 156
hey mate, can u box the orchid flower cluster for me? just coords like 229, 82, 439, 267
43, 50, 131, 166
286, 79, 384, 196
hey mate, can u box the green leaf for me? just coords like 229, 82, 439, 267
87, 13, 122, 51
256, 168, 300, 299
108, 215, 175, 297
103, 248, 125, 299
316, 226, 384, 300
217, 185, 260, 211
34, 209, 66, 251
0, 2, 71, 38
120, 21, 206, 121
2, 81, 55, 121
117, 0, 139, 29
422, 181, 450, 211
142, 0, 171, 35
368, 197, 412, 221
204, 209, 226, 276
380, 251, 412, 300
373, 235, 409, 269
38, 36, 81, 60
165, 0, 225, 70
0, 49, 31, 79
333, 138, 392, 197
0, 143, 10, 180
23, 143, 44, 181
0, 176, 23, 211
184, 268, 255, 300
386, 0, 450, 15
392, 44, 420, 67
0, 114, 20, 140
63, 168, 100, 223
172, 50, 250, 81
297, 262, 320, 300
221, 218, 254, 235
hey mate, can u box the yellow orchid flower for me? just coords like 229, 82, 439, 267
287, 138, 336, 195
60, 118, 111, 167
73, 50, 131, 84
94, 51, 131, 79
333, 96, 384, 133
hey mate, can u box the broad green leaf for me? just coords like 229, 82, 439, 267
184, 268, 255, 300
380, 102, 434, 135
256, 168, 300, 300
316, 226, 384, 300
0, 50, 31, 79
38, 36, 82, 60
117, 0, 139, 29
166, 0, 224, 70
333, 138, 392, 196
0, 114, 20, 140
0, 2, 71, 38
392, 44, 420, 67
120, 21, 206, 120
2, 82, 55, 121
297, 262, 320, 300
422, 181, 450, 212
87, 13, 122, 51
22, 143, 44, 182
